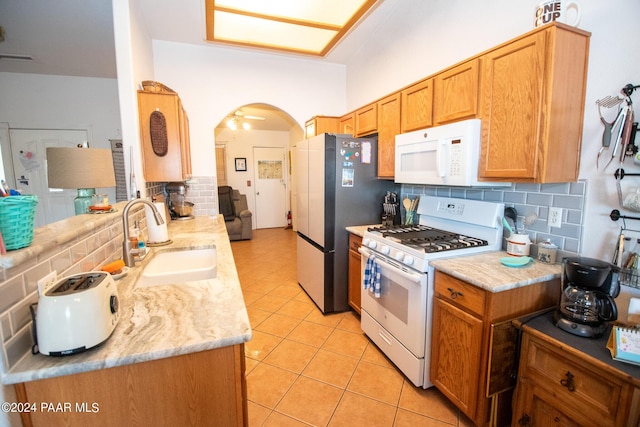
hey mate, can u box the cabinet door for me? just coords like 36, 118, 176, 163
377, 93, 401, 178
478, 32, 546, 180
305, 119, 316, 138
348, 249, 361, 314
401, 79, 433, 133
354, 103, 378, 137
340, 114, 354, 135
513, 381, 583, 427
138, 91, 188, 182
179, 102, 192, 179
431, 297, 483, 419
434, 59, 479, 125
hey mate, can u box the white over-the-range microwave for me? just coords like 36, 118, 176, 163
394, 118, 509, 187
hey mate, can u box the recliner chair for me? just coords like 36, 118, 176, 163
218, 186, 253, 241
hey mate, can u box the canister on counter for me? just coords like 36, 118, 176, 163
507, 233, 531, 256
537, 239, 558, 264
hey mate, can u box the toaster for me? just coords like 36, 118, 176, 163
36, 272, 119, 356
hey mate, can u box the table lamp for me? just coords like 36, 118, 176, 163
46, 147, 116, 215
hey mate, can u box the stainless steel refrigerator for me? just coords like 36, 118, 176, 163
295, 133, 398, 313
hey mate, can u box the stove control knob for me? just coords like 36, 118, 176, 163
367, 240, 377, 249
381, 245, 390, 255
394, 251, 405, 261
362, 238, 370, 247
403, 255, 414, 266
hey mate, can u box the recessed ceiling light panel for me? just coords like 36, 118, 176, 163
206, 0, 378, 56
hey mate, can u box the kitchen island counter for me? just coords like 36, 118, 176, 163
2, 214, 251, 385
430, 250, 562, 293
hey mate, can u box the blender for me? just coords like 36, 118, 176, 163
165, 182, 194, 220
554, 257, 620, 338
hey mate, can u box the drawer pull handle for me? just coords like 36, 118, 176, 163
560, 371, 575, 392
447, 287, 463, 299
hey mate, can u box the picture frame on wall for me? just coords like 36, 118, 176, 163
235, 157, 247, 171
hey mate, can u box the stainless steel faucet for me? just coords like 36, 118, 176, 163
122, 199, 164, 267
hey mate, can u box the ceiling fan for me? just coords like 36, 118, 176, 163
226, 110, 265, 130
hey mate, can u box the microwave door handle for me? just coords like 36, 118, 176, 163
436, 140, 448, 178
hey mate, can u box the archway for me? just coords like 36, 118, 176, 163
214, 103, 302, 230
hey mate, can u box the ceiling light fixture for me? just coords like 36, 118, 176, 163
226, 116, 251, 130
205, 0, 379, 56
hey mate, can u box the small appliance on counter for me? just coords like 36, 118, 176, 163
166, 181, 194, 220
33, 272, 119, 356
554, 257, 620, 338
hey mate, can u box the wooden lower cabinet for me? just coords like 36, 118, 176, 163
348, 233, 362, 314
15, 344, 247, 427
513, 330, 640, 427
430, 271, 558, 427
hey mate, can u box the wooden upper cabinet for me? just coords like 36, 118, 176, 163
354, 103, 378, 137
377, 93, 401, 178
478, 24, 590, 183
339, 113, 354, 135
433, 59, 479, 125
138, 90, 192, 182
305, 116, 340, 138
401, 79, 433, 132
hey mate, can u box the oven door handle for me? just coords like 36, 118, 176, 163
359, 247, 423, 284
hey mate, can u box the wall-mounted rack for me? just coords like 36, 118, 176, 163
614, 168, 640, 180
610, 209, 640, 222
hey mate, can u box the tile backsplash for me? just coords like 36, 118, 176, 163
0, 205, 148, 375
400, 180, 587, 257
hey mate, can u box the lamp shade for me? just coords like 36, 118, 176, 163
46, 147, 116, 189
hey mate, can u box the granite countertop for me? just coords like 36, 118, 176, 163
430, 251, 562, 293
1, 215, 252, 385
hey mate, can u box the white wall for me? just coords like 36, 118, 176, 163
112, 0, 156, 198
151, 40, 347, 178
0, 72, 121, 204
339, 0, 640, 263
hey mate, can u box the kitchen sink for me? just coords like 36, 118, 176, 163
137, 247, 217, 287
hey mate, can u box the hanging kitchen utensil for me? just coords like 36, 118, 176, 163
596, 95, 624, 169
604, 101, 630, 169
504, 207, 518, 233
619, 99, 635, 163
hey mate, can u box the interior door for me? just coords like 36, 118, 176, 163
10, 129, 89, 227
254, 146, 287, 229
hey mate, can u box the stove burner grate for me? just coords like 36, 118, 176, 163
367, 224, 488, 253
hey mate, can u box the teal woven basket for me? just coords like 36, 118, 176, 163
0, 195, 38, 251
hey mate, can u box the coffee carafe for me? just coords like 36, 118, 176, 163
554, 257, 620, 338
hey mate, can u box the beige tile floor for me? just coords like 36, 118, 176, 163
232, 228, 473, 427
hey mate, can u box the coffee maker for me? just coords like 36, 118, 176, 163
554, 257, 620, 338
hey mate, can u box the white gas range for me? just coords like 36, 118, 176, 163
359, 196, 504, 388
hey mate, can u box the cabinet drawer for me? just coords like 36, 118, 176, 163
434, 272, 485, 317
523, 336, 624, 426
349, 233, 362, 252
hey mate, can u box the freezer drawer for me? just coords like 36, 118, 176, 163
297, 235, 328, 312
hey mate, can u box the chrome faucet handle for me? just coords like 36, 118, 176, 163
122, 199, 164, 267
